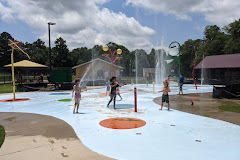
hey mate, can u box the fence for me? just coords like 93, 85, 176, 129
0, 75, 12, 84
121, 76, 181, 85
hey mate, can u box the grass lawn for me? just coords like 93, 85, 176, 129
0, 84, 20, 94
219, 104, 240, 113
0, 74, 11, 77
0, 125, 5, 148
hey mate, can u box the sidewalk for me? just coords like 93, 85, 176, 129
0, 112, 113, 160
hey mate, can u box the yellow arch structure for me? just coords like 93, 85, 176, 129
8, 39, 30, 100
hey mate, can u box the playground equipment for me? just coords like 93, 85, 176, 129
8, 39, 30, 101
192, 56, 198, 90
102, 45, 123, 76
167, 41, 181, 78
134, 87, 137, 112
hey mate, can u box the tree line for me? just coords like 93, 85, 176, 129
0, 19, 240, 77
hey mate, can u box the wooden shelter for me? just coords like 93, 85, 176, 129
72, 58, 123, 83
195, 54, 240, 85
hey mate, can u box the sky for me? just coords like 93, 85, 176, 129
0, 0, 240, 53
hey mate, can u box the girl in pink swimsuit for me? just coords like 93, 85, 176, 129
72, 78, 81, 114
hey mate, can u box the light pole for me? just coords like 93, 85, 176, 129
48, 22, 56, 82
102, 45, 122, 76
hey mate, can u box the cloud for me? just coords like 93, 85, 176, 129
0, 0, 155, 51
126, 0, 240, 26
0, 2, 14, 22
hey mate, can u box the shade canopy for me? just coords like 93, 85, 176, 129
4, 60, 47, 68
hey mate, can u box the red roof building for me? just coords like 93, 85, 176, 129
196, 54, 240, 69
195, 54, 240, 85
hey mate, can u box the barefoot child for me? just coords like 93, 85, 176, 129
107, 76, 121, 109
158, 80, 171, 110
72, 78, 81, 114
178, 74, 184, 95
106, 80, 110, 96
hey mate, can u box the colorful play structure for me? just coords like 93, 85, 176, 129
192, 55, 198, 90
102, 45, 123, 76
7, 39, 31, 101
167, 41, 181, 77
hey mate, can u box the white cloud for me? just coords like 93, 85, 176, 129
0, 0, 155, 52
0, 2, 14, 22
126, 0, 240, 26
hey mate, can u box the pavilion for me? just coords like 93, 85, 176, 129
195, 53, 240, 85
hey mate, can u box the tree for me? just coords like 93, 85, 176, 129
70, 47, 92, 66
148, 48, 156, 68
181, 39, 203, 77
224, 19, 240, 54
23, 39, 48, 65
0, 32, 13, 67
202, 25, 227, 56
52, 37, 72, 67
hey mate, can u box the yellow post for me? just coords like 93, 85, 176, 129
11, 49, 16, 100
153, 82, 155, 94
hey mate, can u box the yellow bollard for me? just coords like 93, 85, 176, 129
153, 82, 155, 94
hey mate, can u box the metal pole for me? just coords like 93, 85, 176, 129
112, 50, 114, 76
134, 87, 137, 112
129, 60, 131, 77
11, 49, 15, 100
112, 62, 114, 76
48, 24, 52, 82
179, 56, 181, 78
178, 44, 181, 78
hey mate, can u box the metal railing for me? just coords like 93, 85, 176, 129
0, 75, 12, 84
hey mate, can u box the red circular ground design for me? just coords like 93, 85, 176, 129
0, 98, 30, 102
99, 117, 146, 129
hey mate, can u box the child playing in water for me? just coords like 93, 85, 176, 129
158, 80, 171, 110
107, 76, 121, 109
72, 78, 81, 114
166, 75, 171, 84
106, 80, 110, 96
116, 86, 122, 100
179, 73, 184, 95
